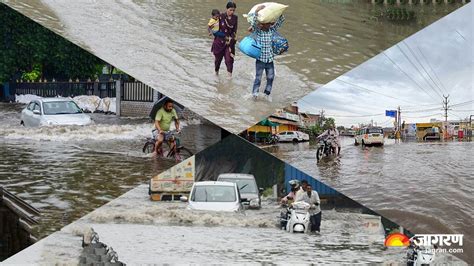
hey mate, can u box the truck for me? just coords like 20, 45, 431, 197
149, 156, 195, 201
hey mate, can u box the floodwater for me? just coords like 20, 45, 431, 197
6, 184, 463, 264
0, 103, 220, 238
264, 136, 474, 263
1, 0, 465, 133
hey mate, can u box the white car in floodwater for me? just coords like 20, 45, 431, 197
184, 181, 243, 212
355, 127, 384, 146
20, 98, 92, 127
278, 131, 305, 143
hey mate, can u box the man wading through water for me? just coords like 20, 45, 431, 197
249, 5, 285, 102
295, 184, 322, 233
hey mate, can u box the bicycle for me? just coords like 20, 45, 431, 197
142, 129, 193, 162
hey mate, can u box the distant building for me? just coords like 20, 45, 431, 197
300, 112, 320, 128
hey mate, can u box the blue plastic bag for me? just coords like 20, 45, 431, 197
272, 31, 289, 55
239, 35, 261, 59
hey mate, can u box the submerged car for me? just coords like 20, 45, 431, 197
217, 173, 263, 209
20, 98, 92, 127
184, 181, 243, 212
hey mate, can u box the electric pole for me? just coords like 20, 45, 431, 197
443, 95, 450, 139
320, 109, 325, 127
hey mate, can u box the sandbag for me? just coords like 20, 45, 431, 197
243, 2, 288, 24
239, 35, 262, 59
272, 31, 289, 55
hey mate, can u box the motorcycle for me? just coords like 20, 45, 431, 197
406, 240, 436, 266
264, 134, 279, 145
316, 137, 337, 162
280, 201, 311, 233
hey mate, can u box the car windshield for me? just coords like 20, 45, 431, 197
219, 178, 257, 194
368, 128, 383, 134
191, 185, 236, 202
42, 101, 82, 115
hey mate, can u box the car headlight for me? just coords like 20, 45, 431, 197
249, 198, 260, 207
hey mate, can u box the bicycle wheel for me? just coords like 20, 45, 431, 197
176, 147, 193, 161
143, 141, 155, 154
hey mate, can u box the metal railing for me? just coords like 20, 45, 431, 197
0, 187, 40, 230
121, 81, 156, 102
8, 81, 116, 99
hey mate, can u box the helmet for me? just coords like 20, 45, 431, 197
288, 179, 300, 186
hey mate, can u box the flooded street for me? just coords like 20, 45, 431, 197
264, 137, 474, 262
1, 0, 464, 133
0, 103, 220, 238
6, 184, 463, 265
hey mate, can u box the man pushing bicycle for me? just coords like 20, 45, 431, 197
154, 99, 180, 155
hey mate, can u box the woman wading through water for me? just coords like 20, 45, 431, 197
211, 1, 238, 77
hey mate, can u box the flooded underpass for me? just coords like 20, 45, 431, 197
0, 102, 221, 239
6, 183, 465, 264
263, 136, 474, 262
1, 0, 465, 133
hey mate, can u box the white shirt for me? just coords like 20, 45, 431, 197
295, 190, 321, 214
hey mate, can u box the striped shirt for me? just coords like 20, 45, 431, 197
250, 14, 285, 63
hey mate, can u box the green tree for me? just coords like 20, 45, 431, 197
0, 5, 105, 83
322, 117, 336, 130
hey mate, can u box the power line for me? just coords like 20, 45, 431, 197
382, 52, 439, 103
450, 100, 474, 108
325, 113, 385, 118
334, 78, 415, 104
415, 46, 450, 95
450, 109, 474, 112
396, 44, 443, 99
404, 42, 447, 96
403, 107, 443, 113
455, 30, 467, 41
404, 113, 443, 118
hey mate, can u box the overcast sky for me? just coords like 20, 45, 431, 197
299, 4, 473, 128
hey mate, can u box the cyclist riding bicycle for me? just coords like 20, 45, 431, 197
154, 99, 180, 155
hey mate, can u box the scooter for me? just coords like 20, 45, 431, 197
406, 243, 436, 266
280, 201, 311, 233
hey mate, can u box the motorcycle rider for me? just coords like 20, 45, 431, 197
280, 180, 303, 229
295, 184, 321, 233
317, 125, 341, 155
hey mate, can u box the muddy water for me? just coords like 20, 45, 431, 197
0, 103, 220, 238
264, 137, 474, 262
1, 0, 464, 133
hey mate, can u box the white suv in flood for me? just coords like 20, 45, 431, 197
277, 131, 306, 143
355, 127, 384, 146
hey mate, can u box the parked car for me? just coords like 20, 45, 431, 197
277, 131, 304, 143
217, 173, 263, 209
20, 98, 92, 127
296, 131, 310, 141
355, 127, 384, 146
183, 181, 243, 212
